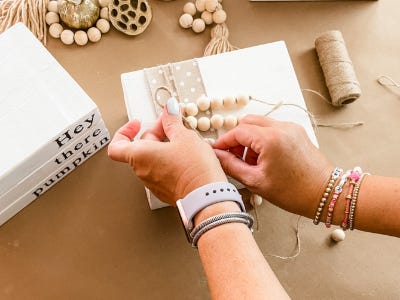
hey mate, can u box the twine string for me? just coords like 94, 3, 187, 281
377, 75, 400, 88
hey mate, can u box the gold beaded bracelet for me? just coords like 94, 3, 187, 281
313, 167, 343, 225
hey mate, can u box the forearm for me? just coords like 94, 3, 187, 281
303, 174, 400, 237
195, 202, 290, 300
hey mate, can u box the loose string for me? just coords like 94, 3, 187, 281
377, 75, 400, 88
264, 215, 302, 260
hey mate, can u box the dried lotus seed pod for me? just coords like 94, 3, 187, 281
109, 0, 152, 35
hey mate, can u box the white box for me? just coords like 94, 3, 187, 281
121, 41, 318, 209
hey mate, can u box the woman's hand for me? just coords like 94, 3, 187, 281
107, 98, 227, 205
213, 114, 334, 217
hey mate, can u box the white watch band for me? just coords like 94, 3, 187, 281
176, 182, 245, 242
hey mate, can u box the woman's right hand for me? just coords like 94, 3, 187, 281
213, 115, 334, 218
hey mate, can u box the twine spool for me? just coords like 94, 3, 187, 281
315, 30, 361, 107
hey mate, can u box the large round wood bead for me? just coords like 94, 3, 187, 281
185, 116, 197, 129
47, 1, 58, 13
211, 97, 223, 110
224, 115, 237, 129
197, 95, 211, 111
74, 30, 88, 46
210, 114, 224, 129
45, 12, 60, 25
100, 7, 109, 20
98, 0, 110, 8
236, 94, 250, 106
185, 103, 198, 116
205, 0, 218, 12
87, 27, 102, 42
96, 18, 110, 33
179, 13, 193, 29
250, 194, 263, 206
201, 11, 213, 25
60, 29, 74, 45
223, 95, 236, 109
183, 2, 197, 16
195, 0, 206, 12
213, 9, 227, 24
192, 18, 206, 33
49, 23, 63, 38
197, 117, 211, 131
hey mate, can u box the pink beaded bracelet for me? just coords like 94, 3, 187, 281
341, 167, 362, 230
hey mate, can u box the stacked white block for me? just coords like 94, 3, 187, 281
0, 23, 110, 226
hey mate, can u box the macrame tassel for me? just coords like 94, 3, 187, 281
0, 0, 48, 45
203, 23, 238, 56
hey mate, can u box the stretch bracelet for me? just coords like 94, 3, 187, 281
341, 167, 362, 230
190, 212, 254, 248
325, 170, 350, 228
349, 173, 369, 230
313, 167, 343, 225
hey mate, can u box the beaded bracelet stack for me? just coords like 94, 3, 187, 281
313, 166, 369, 231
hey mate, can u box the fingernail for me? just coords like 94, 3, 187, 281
167, 97, 180, 116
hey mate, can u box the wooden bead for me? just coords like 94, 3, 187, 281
45, 12, 60, 25
237, 114, 246, 124
201, 11, 213, 25
98, 0, 110, 8
100, 7, 109, 20
87, 27, 102, 42
185, 116, 197, 129
47, 1, 58, 13
331, 229, 346, 242
197, 117, 211, 131
60, 29, 74, 45
179, 13, 193, 29
185, 103, 198, 116
213, 9, 227, 24
223, 95, 236, 109
74, 30, 88, 46
183, 2, 197, 16
96, 19, 110, 33
211, 97, 223, 110
49, 23, 63, 38
205, 0, 218, 12
195, 0, 206, 12
197, 95, 211, 111
236, 94, 250, 106
250, 194, 263, 206
192, 18, 206, 33
210, 114, 224, 129
224, 115, 237, 129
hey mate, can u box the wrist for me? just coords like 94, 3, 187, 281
194, 201, 242, 226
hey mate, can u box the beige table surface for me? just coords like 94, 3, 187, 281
1, 0, 400, 299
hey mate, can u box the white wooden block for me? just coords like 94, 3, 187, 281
0, 23, 101, 196
0, 127, 110, 226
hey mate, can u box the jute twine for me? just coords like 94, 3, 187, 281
0, 0, 48, 45
315, 30, 361, 107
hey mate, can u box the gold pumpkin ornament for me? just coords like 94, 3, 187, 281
58, 0, 100, 29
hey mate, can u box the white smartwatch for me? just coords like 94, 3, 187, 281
176, 182, 246, 243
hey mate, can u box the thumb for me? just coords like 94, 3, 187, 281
162, 97, 190, 141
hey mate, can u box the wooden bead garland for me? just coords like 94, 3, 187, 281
181, 93, 250, 132
179, 0, 225, 34
46, 0, 111, 46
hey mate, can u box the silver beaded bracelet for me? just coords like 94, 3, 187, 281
190, 212, 254, 248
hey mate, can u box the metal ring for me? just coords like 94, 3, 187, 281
154, 86, 173, 108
